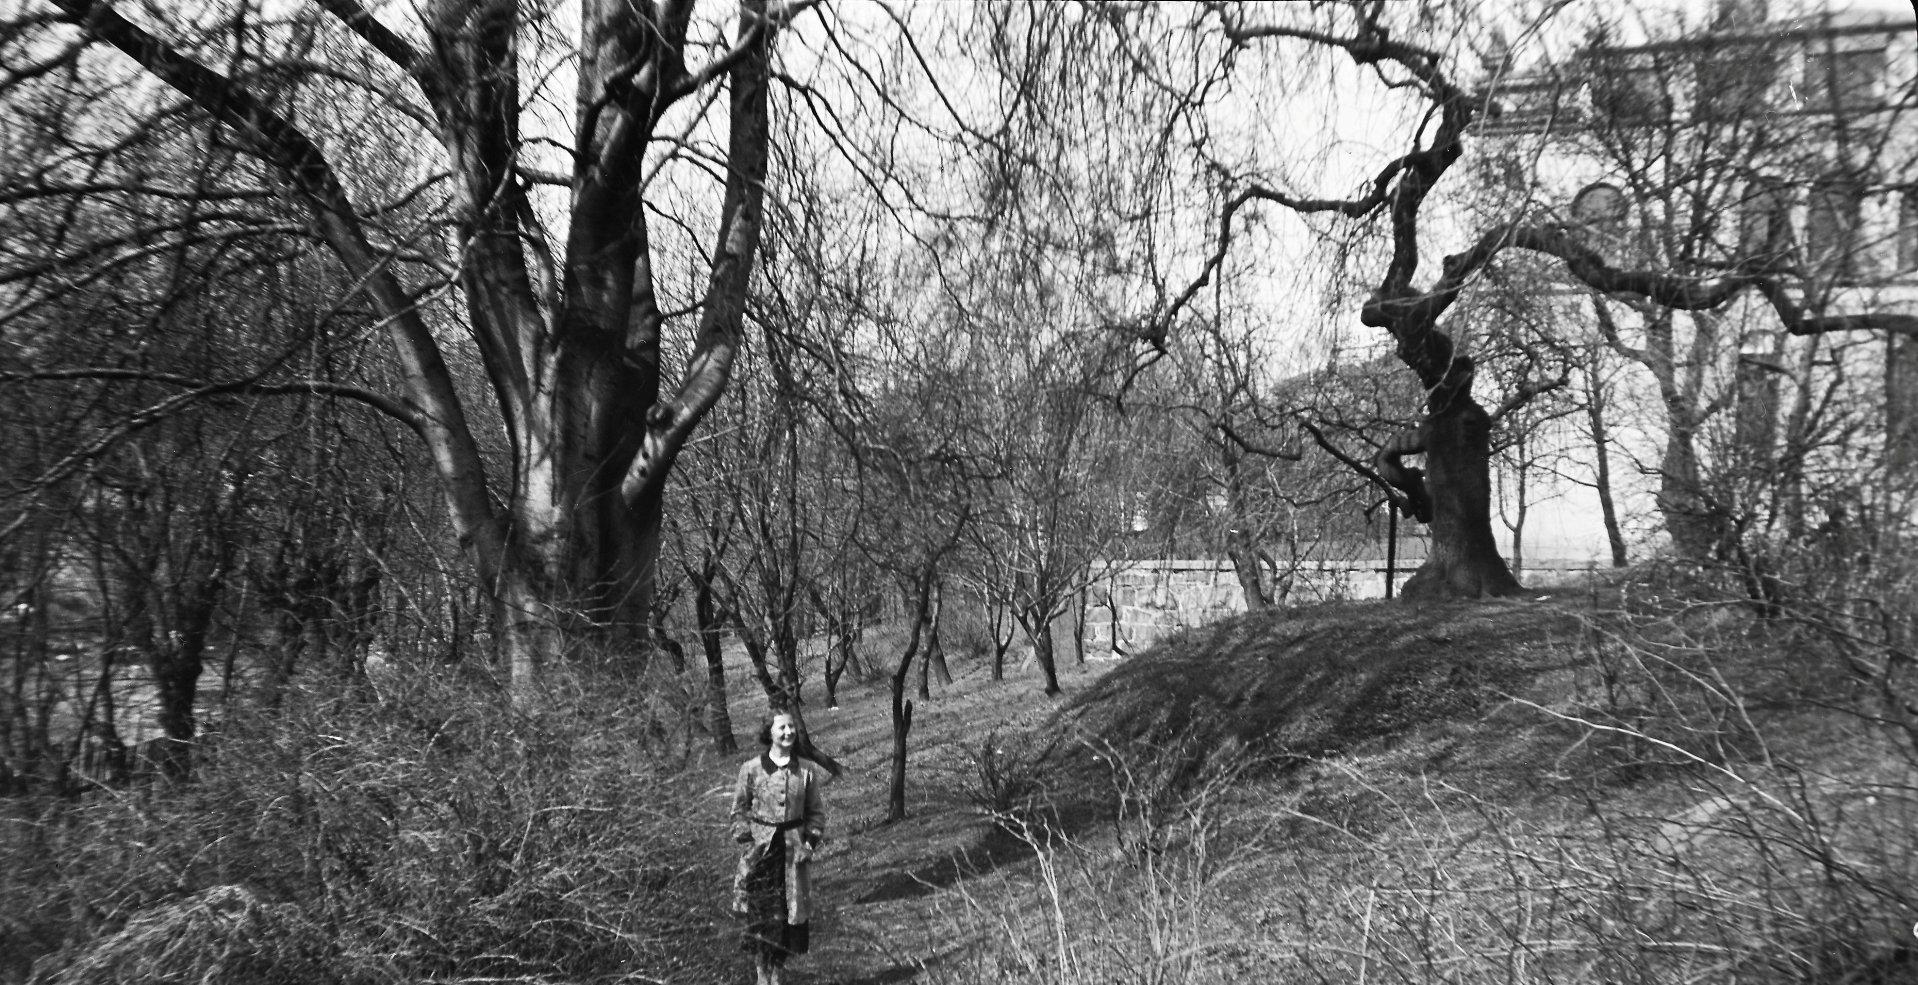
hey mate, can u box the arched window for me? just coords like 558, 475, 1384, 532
1570, 182, 1628, 230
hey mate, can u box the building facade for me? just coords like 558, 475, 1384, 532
1474, 1, 1918, 550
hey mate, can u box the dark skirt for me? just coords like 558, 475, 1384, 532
742, 833, 809, 962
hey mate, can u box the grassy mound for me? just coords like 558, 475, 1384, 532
925, 584, 1918, 985
1047, 598, 1582, 783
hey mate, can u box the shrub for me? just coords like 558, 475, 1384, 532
968, 729, 1047, 826
3, 657, 734, 985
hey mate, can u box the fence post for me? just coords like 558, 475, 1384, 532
1385, 503, 1399, 600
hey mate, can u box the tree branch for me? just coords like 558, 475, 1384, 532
1218, 420, 1302, 461
49, 0, 510, 586
669, 0, 821, 102
316, 0, 446, 106
1294, 413, 1407, 510
6, 367, 424, 430
1487, 375, 1569, 424
1588, 293, 1648, 363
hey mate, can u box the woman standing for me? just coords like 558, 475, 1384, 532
729, 710, 827, 985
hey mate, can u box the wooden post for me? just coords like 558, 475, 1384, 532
1385, 503, 1399, 600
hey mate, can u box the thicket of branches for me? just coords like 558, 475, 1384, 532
3, 0, 1916, 979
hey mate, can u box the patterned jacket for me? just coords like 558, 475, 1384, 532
729, 753, 828, 922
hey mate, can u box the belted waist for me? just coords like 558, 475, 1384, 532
748, 815, 806, 832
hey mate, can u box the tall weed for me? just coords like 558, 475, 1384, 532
2, 658, 732, 985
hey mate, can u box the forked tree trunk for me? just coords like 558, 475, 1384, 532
52, 0, 786, 704
1022, 610, 1063, 696
987, 599, 1013, 681
918, 581, 952, 698
1226, 528, 1271, 609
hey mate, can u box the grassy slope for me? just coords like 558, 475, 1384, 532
14, 583, 1904, 984
763, 587, 1917, 984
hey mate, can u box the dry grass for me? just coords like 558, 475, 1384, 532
9, 569, 1916, 985
2, 658, 743, 985
891, 579, 1918, 985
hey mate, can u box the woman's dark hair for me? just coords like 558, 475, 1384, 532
755, 708, 797, 748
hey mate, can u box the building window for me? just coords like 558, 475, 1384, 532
1738, 183, 1791, 263
1588, 54, 1671, 126
1799, 44, 1885, 112
1805, 182, 1865, 280
1571, 182, 1629, 230
1693, 43, 1776, 122
1481, 78, 1574, 135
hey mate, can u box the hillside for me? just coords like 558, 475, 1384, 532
785, 587, 1918, 984
8, 581, 1913, 985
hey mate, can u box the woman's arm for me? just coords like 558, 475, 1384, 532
802, 763, 827, 848
729, 761, 753, 843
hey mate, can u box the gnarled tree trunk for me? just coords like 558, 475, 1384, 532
1399, 400, 1521, 599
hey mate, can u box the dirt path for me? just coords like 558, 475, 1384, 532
705, 644, 1119, 983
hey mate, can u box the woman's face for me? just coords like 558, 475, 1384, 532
769, 714, 797, 752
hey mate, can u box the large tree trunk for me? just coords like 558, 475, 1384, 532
53, 0, 787, 702
1400, 401, 1523, 600
1657, 411, 1720, 560
497, 565, 564, 698
1221, 443, 1272, 608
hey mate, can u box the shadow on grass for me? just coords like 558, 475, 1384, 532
854, 820, 1038, 905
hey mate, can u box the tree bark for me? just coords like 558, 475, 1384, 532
47, 0, 791, 700
917, 580, 951, 698
1221, 442, 1272, 608
1399, 400, 1523, 600
1023, 609, 1063, 696
1583, 366, 1630, 567
693, 574, 738, 754
1657, 406, 1720, 560
887, 571, 937, 822
1226, 527, 1271, 609
1503, 433, 1529, 581
987, 599, 1012, 681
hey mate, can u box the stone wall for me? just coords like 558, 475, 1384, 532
1082, 559, 1246, 657
1082, 556, 1604, 657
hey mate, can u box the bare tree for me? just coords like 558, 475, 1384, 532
10, 0, 817, 698
1075, 1, 1913, 598
1473, 1, 1917, 575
